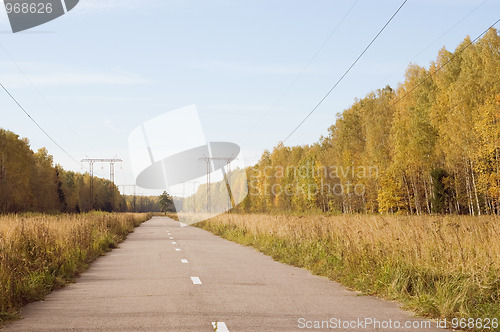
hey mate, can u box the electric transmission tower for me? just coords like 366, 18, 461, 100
81, 157, 122, 210
120, 184, 138, 212
199, 156, 236, 213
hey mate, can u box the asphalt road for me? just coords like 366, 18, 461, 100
3, 217, 445, 331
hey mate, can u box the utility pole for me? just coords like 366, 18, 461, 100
81, 158, 123, 211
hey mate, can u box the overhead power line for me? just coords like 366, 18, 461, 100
391, 17, 500, 106
81, 158, 123, 210
0, 42, 110, 178
375, 0, 488, 89
242, 0, 360, 138
282, 0, 408, 143
0, 42, 91, 149
0, 82, 83, 167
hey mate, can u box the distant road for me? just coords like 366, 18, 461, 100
3, 217, 444, 331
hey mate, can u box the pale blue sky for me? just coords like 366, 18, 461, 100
0, 0, 498, 194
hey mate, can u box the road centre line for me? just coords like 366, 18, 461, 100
191, 277, 202, 285
212, 322, 229, 331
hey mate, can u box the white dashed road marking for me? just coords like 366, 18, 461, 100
181, 259, 188, 264
171, 241, 177, 244
212, 322, 229, 331
191, 277, 202, 285
175, 248, 181, 251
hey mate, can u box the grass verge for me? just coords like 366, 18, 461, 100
196, 213, 499, 330
0, 212, 151, 323
164, 212, 179, 221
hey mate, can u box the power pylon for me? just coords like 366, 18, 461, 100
120, 184, 138, 212
199, 156, 236, 213
81, 158, 123, 210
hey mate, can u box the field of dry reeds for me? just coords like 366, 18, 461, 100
0, 212, 151, 322
196, 214, 500, 323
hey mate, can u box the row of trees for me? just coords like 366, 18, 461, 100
0, 128, 165, 213
123, 194, 163, 213
3, 30, 497, 216
239, 29, 500, 215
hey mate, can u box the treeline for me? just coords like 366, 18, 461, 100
241, 29, 500, 215
122, 195, 163, 213
0, 128, 163, 213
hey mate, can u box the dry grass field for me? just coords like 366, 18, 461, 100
197, 214, 500, 323
0, 212, 151, 322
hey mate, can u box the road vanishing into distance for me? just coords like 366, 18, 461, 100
4, 217, 444, 331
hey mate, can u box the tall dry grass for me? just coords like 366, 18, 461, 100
197, 214, 500, 323
0, 212, 151, 321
